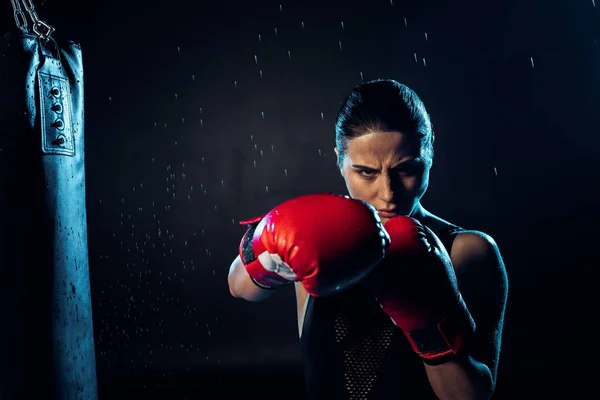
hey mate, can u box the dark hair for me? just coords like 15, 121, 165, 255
335, 79, 434, 165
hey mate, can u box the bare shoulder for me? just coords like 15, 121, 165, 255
451, 230, 507, 286
452, 230, 500, 263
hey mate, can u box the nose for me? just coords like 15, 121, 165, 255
378, 174, 394, 203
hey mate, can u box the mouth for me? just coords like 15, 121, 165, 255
377, 209, 398, 218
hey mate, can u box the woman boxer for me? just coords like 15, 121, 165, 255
228, 79, 508, 400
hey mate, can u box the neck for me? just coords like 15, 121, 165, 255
410, 202, 429, 220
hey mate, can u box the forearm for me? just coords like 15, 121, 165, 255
424, 355, 493, 400
228, 256, 276, 301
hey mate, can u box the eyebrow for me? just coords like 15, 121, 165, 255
351, 157, 424, 170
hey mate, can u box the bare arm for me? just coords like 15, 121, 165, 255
228, 255, 277, 302
425, 232, 508, 400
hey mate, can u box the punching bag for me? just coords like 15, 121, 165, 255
0, 2, 98, 399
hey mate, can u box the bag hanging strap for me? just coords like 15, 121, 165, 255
10, 0, 54, 41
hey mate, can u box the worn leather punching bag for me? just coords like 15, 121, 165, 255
0, 2, 98, 399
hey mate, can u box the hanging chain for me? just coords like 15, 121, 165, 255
9, 0, 55, 40
10, 0, 28, 31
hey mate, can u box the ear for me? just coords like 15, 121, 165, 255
334, 147, 340, 166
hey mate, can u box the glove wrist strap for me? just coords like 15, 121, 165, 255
404, 297, 476, 364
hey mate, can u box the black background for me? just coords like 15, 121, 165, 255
1, 0, 599, 398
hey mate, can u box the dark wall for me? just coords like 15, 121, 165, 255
1, 0, 598, 398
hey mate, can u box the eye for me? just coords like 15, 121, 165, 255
395, 163, 423, 176
357, 169, 377, 178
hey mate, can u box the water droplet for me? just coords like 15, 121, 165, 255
274, 28, 278, 36
341, 21, 345, 29
404, 18, 408, 27
339, 41, 343, 51
288, 50, 291, 59
423, 58, 427, 67
234, 80, 238, 88
254, 55, 258, 64
279, 4, 282, 12
360, 72, 364, 81
301, 21, 305, 29
265, 186, 269, 193
261, 111, 265, 119
174, 93, 178, 100
258, 34, 262, 44
414, 53, 418, 63
259, 70, 263, 78
284, 169, 288, 176
425, 32, 428, 42
530, 57, 535, 68
320, 112, 324, 120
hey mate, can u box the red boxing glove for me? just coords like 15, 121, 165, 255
362, 216, 475, 362
239, 193, 390, 297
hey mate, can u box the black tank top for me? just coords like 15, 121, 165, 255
300, 225, 464, 400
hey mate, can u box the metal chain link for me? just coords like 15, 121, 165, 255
10, 0, 28, 31
9, 0, 55, 40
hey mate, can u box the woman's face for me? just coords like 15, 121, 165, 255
336, 130, 431, 223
